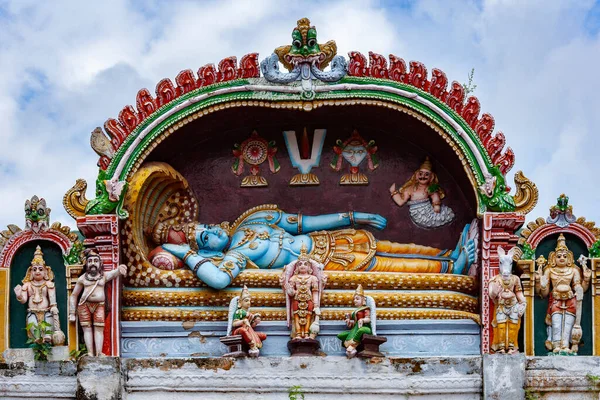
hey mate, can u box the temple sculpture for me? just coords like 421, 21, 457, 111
535, 234, 591, 354
155, 205, 478, 289
227, 285, 267, 357
389, 157, 455, 228
488, 247, 526, 354
13, 246, 65, 345
338, 284, 373, 358
69, 249, 127, 356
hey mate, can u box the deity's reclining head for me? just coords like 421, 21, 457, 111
150, 222, 230, 253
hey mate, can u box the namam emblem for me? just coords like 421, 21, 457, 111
283, 128, 326, 186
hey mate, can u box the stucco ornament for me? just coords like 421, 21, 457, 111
488, 246, 526, 354
390, 157, 455, 228
534, 234, 592, 355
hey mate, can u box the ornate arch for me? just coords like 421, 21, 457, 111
65, 18, 538, 220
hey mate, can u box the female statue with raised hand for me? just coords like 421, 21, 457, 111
154, 204, 477, 290
338, 284, 372, 358
389, 157, 455, 229
230, 285, 267, 357
535, 234, 591, 354
13, 246, 65, 345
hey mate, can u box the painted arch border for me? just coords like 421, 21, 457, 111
103, 77, 502, 215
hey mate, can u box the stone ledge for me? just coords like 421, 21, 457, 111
124, 356, 482, 396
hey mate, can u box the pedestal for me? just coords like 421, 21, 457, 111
287, 338, 322, 356
357, 334, 387, 358
220, 335, 247, 358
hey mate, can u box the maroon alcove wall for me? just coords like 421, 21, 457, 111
145, 105, 477, 250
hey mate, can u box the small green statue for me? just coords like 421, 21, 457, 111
338, 284, 373, 358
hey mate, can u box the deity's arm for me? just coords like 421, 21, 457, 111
277, 211, 386, 234
430, 192, 442, 213
580, 265, 591, 293
515, 278, 526, 304
572, 268, 585, 300
14, 283, 29, 304
48, 283, 58, 313
69, 278, 84, 316
163, 244, 247, 290
311, 277, 320, 309
488, 278, 501, 302
390, 185, 409, 207
361, 308, 371, 325
105, 264, 127, 283
536, 269, 550, 298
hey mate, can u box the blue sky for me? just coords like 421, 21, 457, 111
1, 0, 600, 229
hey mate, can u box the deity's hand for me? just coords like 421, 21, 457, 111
69, 314, 76, 322
358, 319, 364, 329
118, 264, 128, 276
314, 307, 322, 316
583, 264, 592, 281
353, 212, 387, 230
389, 183, 397, 194
252, 316, 261, 327
13, 284, 22, 297
517, 302, 526, 317
50, 306, 59, 315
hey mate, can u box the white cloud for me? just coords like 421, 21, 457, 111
0, 0, 599, 233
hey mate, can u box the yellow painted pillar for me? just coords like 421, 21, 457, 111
518, 259, 535, 356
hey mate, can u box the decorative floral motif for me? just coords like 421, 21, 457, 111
232, 131, 280, 187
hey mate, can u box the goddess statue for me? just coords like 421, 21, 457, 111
337, 284, 373, 358
488, 246, 526, 354
154, 204, 477, 290
280, 246, 326, 339
13, 246, 65, 345
535, 234, 591, 354
228, 285, 267, 357
389, 157, 455, 228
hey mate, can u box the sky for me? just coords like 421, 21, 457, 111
1, 0, 600, 231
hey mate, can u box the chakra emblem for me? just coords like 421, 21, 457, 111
232, 130, 280, 187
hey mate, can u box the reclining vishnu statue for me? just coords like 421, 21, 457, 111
151, 205, 478, 290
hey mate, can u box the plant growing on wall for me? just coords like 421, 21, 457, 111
288, 385, 305, 400
25, 321, 54, 361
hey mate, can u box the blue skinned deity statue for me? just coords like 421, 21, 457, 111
151, 204, 478, 290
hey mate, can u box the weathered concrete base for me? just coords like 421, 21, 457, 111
77, 357, 122, 400
125, 356, 482, 399
526, 356, 600, 399
0, 360, 76, 399
2, 355, 600, 399
483, 353, 525, 399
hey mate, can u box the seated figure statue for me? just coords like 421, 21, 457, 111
153, 204, 477, 290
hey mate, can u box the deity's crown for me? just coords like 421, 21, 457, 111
419, 157, 433, 172
31, 245, 46, 266
240, 285, 251, 301
298, 242, 309, 261
355, 284, 365, 297
555, 233, 570, 252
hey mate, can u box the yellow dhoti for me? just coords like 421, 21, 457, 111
309, 229, 453, 273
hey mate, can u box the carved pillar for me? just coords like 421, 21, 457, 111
517, 259, 535, 355
481, 212, 525, 354
76, 215, 121, 357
